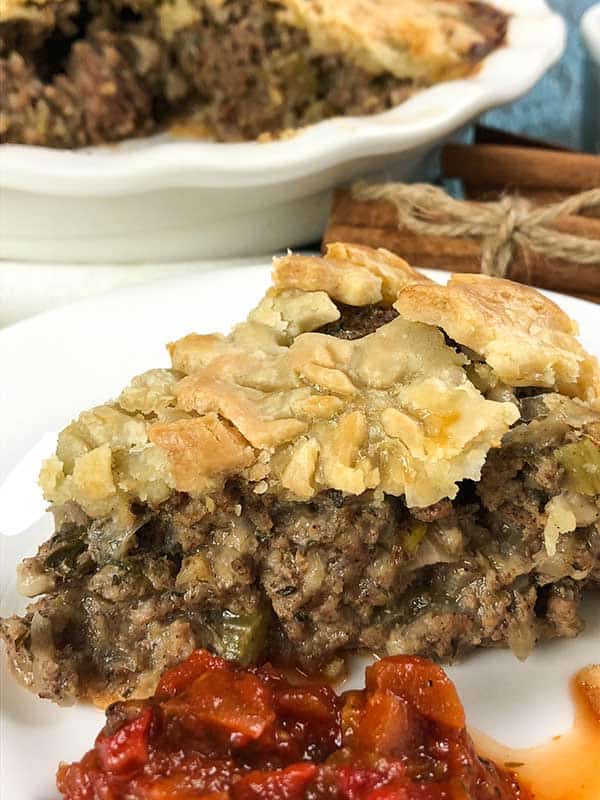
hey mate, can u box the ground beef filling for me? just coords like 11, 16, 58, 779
2, 303, 599, 705
317, 303, 399, 340
3, 441, 599, 706
0, 0, 506, 146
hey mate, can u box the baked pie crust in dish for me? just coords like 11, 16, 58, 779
0, 0, 508, 146
2, 244, 600, 706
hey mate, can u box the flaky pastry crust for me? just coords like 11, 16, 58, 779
40, 245, 600, 519
394, 273, 600, 404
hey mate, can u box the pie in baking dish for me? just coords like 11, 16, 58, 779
2, 244, 600, 706
0, 0, 508, 146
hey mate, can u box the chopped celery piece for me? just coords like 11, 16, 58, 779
403, 522, 428, 555
216, 609, 270, 666
556, 438, 600, 496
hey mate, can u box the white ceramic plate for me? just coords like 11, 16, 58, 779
1, 266, 598, 799
0, 0, 565, 264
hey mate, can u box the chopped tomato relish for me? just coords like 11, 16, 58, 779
57, 652, 529, 800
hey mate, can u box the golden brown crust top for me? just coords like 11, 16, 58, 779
167, 311, 518, 506
274, 0, 507, 82
274, 243, 432, 306
40, 244, 599, 519
394, 273, 600, 404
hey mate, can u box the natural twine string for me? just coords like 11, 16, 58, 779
352, 181, 600, 279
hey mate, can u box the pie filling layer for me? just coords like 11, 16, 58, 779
0, 0, 508, 147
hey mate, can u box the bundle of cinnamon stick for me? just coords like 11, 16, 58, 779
324, 139, 600, 303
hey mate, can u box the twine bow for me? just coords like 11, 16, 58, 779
352, 181, 600, 279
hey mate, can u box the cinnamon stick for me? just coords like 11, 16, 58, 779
442, 144, 600, 193
324, 190, 600, 298
473, 125, 570, 152
571, 292, 600, 304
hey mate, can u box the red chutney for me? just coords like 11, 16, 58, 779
56, 651, 529, 800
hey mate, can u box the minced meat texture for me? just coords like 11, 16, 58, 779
0, 0, 506, 146
317, 303, 399, 340
0, 0, 412, 145
0, 28, 165, 147
2, 303, 600, 706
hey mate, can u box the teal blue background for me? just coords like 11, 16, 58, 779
483, 1, 598, 152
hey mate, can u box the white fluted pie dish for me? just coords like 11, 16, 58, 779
0, 0, 565, 263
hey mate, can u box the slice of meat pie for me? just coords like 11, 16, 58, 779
2, 244, 599, 705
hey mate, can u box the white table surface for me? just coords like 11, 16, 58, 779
0, 256, 274, 328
